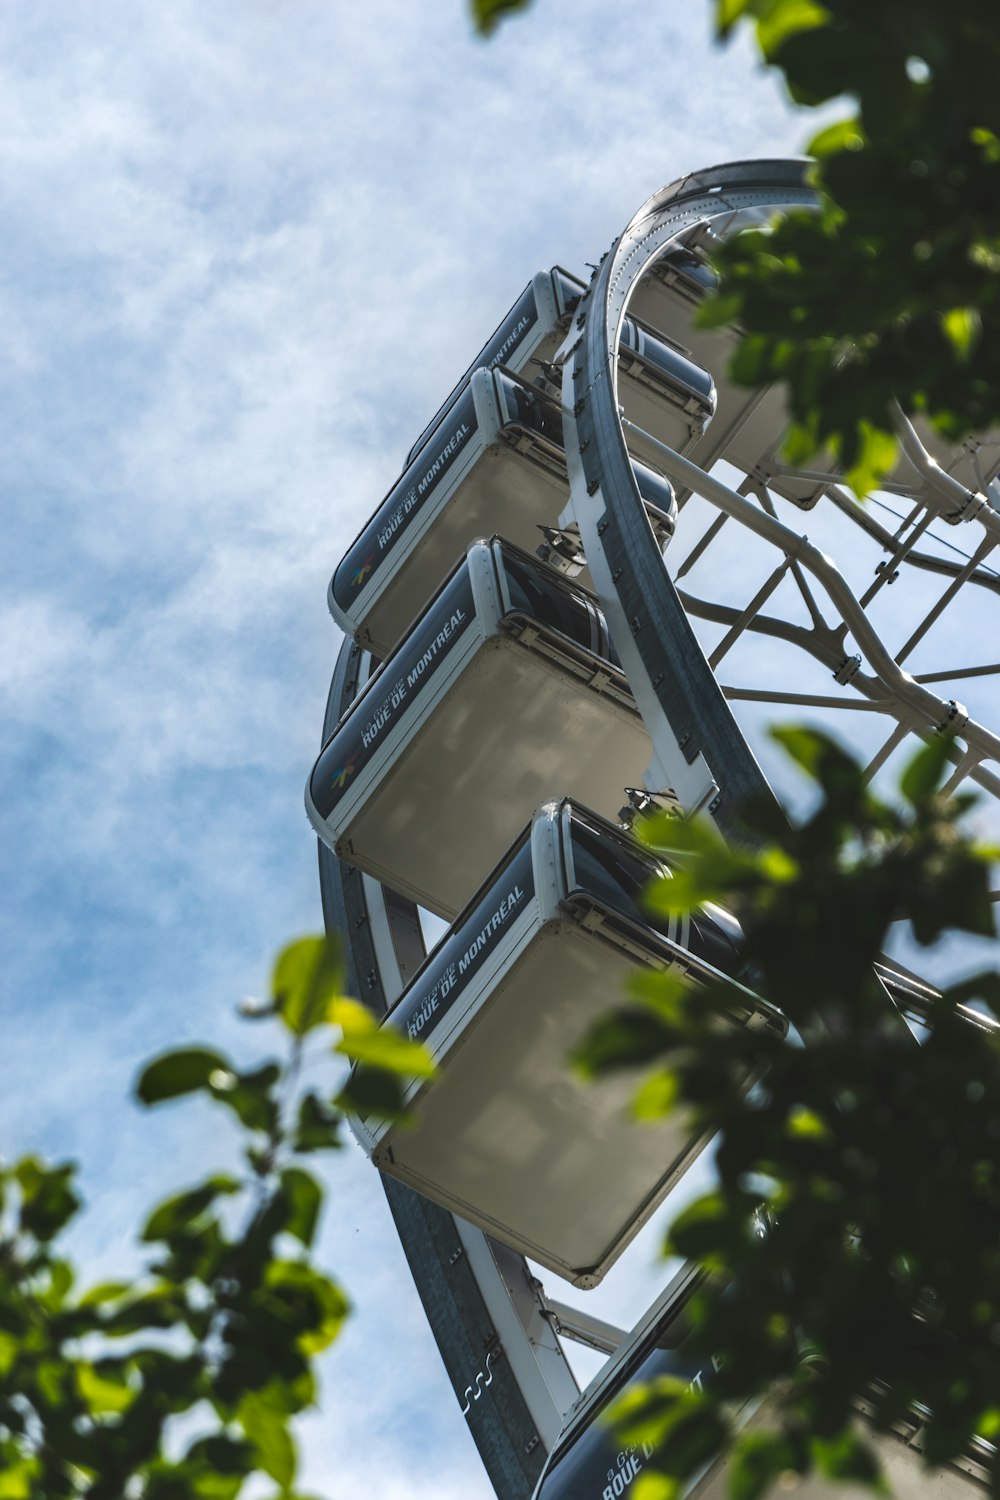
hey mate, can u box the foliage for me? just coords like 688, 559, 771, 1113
469, 0, 535, 36
467, 3, 1000, 1490
575, 731, 1000, 1498
469, 0, 1000, 495
703, 0, 1000, 493
0, 936, 432, 1499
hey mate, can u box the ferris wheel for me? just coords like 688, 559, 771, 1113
308, 159, 1000, 1499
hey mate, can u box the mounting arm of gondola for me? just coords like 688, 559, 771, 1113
894, 405, 1000, 539
620, 417, 1000, 774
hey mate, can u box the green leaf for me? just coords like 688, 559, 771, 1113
786, 1105, 831, 1140
572, 1007, 673, 1079
612, 1373, 696, 1448
841, 421, 898, 500
812, 1431, 885, 1490
638, 809, 732, 860
781, 421, 822, 470
696, 290, 743, 331
292, 1092, 342, 1153
757, 846, 799, 884
633, 1475, 679, 1500
212, 1062, 281, 1133
638, 814, 763, 910
941, 307, 981, 361
240, 1392, 297, 1488
278, 1168, 322, 1248
77, 1279, 131, 1308
756, 0, 829, 60
178, 1434, 256, 1500
730, 1432, 798, 1500
665, 1191, 747, 1264
807, 117, 865, 157
0, 1458, 37, 1499
335, 1065, 408, 1121
976, 1407, 1000, 1440
715, 0, 754, 39
272, 935, 346, 1037
76, 1359, 137, 1414
770, 724, 863, 796
899, 736, 951, 807
652, 1400, 726, 1479
264, 1260, 349, 1354
14, 1157, 80, 1241
43, 1257, 74, 1306
141, 1175, 241, 1243
470, 0, 534, 35
631, 1070, 681, 1121
35, 1359, 71, 1406
330, 996, 435, 1076
137, 1047, 231, 1105
100, 1281, 190, 1336
0, 1333, 20, 1377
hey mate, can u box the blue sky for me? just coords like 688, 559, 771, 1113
0, 3, 870, 1494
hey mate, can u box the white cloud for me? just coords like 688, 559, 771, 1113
0, 596, 88, 701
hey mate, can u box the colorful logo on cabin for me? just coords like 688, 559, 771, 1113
330, 755, 358, 791
350, 554, 375, 590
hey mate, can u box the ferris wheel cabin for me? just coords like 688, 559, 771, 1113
329, 333, 708, 658
348, 799, 784, 1288
404, 267, 586, 470
309, 538, 658, 918
530, 1258, 997, 1500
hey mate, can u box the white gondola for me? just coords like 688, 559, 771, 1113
347, 799, 785, 1288
630, 234, 838, 508
308, 538, 655, 918
531, 1259, 996, 1500
330, 338, 710, 657
404, 267, 586, 470
631, 234, 1000, 507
